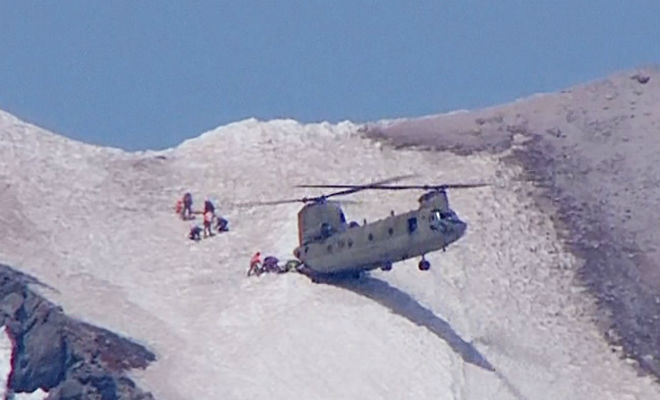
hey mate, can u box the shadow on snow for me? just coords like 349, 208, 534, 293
321, 274, 495, 372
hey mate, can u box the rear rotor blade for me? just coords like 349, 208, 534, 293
298, 174, 417, 199
234, 198, 304, 207
237, 174, 419, 207
234, 197, 362, 208
296, 174, 416, 190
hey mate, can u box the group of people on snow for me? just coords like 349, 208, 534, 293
175, 192, 229, 241
176, 192, 297, 278
247, 252, 302, 277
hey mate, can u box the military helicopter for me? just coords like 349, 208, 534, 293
247, 176, 486, 279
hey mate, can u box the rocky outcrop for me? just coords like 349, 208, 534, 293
0, 264, 155, 399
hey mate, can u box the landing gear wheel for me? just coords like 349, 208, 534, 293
381, 262, 392, 271
418, 260, 431, 271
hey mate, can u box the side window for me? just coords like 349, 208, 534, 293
339, 211, 346, 223
321, 223, 332, 238
408, 217, 417, 233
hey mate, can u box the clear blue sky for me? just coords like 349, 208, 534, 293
1, 1, 658, 150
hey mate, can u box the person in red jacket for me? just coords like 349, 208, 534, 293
247, 252, 262, 276
203, 209, 214, 238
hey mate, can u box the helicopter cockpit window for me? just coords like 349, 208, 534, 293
440, 210, 456, 220
429, 209, 447, 232
320, 223, 333, 239
429, 209, 456, 221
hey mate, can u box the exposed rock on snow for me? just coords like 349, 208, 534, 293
0, 265, 154, 399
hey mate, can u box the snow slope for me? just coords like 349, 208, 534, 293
0, 108, 658, 399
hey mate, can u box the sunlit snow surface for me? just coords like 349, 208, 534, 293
0, 111, 658, 399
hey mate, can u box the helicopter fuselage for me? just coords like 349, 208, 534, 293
293, 206, 466, 274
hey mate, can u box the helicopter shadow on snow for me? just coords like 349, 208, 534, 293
321, 274, 495, 372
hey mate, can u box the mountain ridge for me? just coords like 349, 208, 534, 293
0, 66, 658, 399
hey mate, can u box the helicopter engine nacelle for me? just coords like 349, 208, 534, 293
297, 201, 347, 245
418, 189, 450, 211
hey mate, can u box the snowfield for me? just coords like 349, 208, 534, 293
0, 108, 658, 399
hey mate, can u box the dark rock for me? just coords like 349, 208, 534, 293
0, 264, 156, 399
0, 292, 24, 319
47, 378, 85, 400
631, 73, 650, 84
86, 374, 117, 400
9, 316, 68, 391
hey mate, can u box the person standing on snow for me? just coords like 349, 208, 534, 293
204, 199, 215, 215
182, 192, 193, 220
247, 252, 262, 276
202, 198, 217, 237
203, 209, 214, 238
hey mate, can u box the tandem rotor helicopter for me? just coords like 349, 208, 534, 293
245, 176, 487, 280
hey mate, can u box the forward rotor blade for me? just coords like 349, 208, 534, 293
358, 183, 489, 190
298, 182, 489, 191
328, 199, 361, 205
